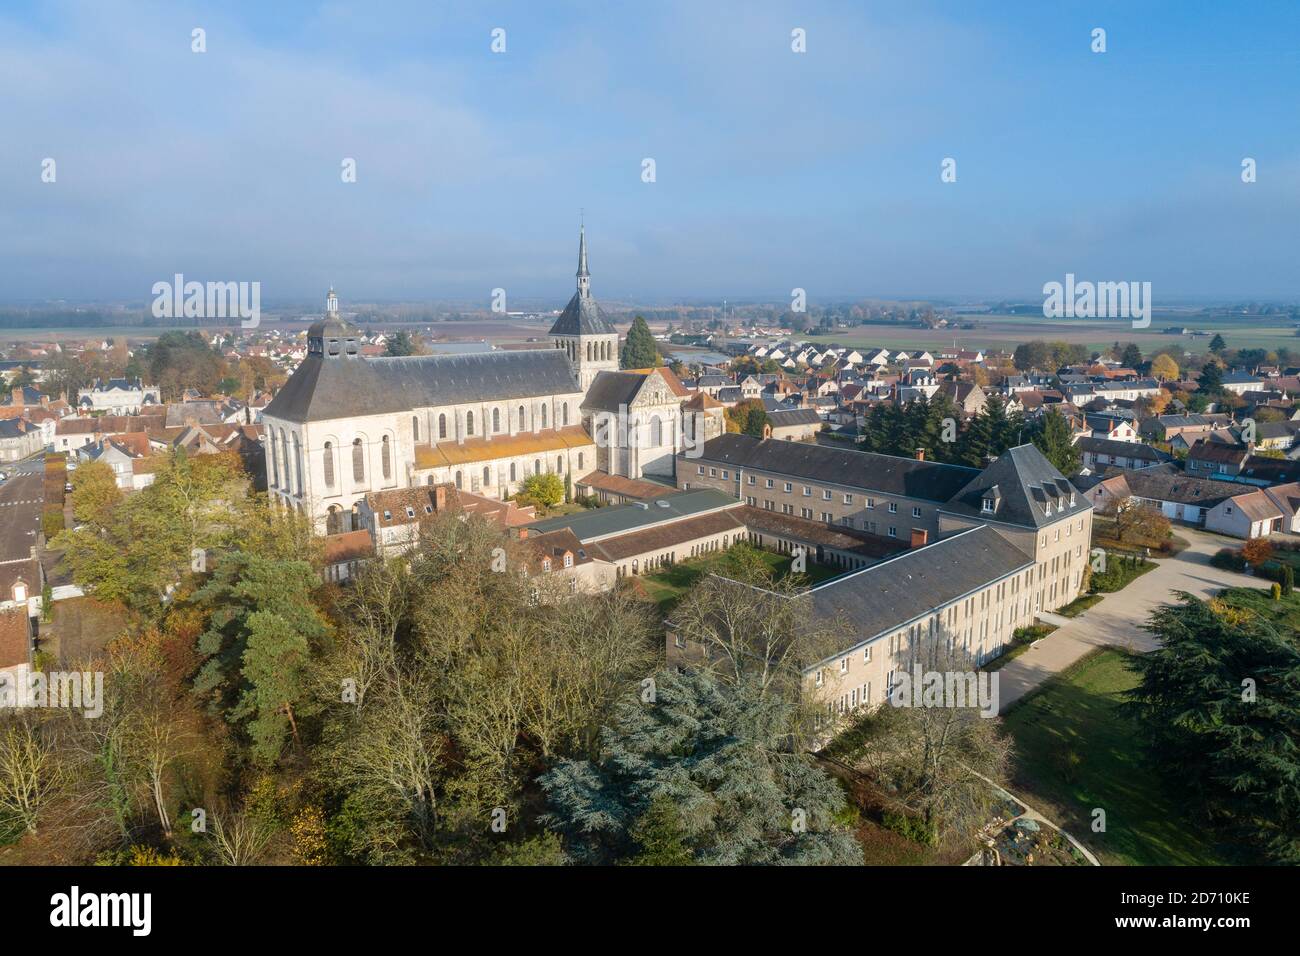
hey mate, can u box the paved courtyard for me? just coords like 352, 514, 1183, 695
996, 528, 1261, 712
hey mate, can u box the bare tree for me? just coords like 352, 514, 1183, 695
670, 572, 848, 699
0, 717, 61, 835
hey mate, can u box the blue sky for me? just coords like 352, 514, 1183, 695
2, 0, 1299, 305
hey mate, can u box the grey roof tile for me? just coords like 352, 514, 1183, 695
264, 349, 579, 423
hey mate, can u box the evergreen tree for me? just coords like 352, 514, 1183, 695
957, 395, 1019, 466
1028, 408, 1080, 475
626, 796, 695, 866
384, 331, 419, 356
192, 554, 330, 734
1197, 361, 1225, 395
1209, 333, 1227, 354
1120, 343, 1143, 369
539, 669, 863, 866
620, 316, 660, 369
1128, 595, 1300, 863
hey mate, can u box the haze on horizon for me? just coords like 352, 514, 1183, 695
2, 0, 1299, 307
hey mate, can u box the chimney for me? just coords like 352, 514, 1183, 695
910, 529, 928, 549
434, 485, 447, 511
914, 447, 925, 462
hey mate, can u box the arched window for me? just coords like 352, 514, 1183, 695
381, 436, 392, 480
541, 404, 548, 428
562, 402, 568, 426
466, 411, 474, 436
556, 456, 563, 473
534, 459, 541, 475
577, 452, 584, 470
323, 441, 335, 488
483, 466, 491, 487
518, 405, 526, 429
455, 470, 463, 490
412, 416, 420, 441
650, 416, 662, 446
492, 408, 500, 432
269, 433, 280, 487
510, 462, 516, 481
438, 414, 447, 440
293, 434, 303, 492
352, 438, 364, 482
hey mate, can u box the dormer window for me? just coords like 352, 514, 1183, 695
981, 496, 995, 513
327, 338, 341, 356
542, 558, 552, 572
563, 552, 574, 569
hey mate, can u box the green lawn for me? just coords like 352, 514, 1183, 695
1003, 649, 1237, 866
1089, 554, 1156, 594
1214, 585, 1300, 637
639, 548, 844, 612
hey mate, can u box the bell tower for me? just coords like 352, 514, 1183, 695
548, 225, 619, 391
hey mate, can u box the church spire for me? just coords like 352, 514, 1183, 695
576, 224, 590, 296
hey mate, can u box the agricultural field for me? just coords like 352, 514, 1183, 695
801, 313, 1300, 356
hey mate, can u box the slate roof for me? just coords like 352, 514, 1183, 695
582, 370, 655, 414
547, 228, 616, 336
263, 349, 580, 423
587, 510, 747, 562
808, 525, 1034, 654
0, 386, 42, 406
1238, 455, 1300, 484
0, 419, 33, 440
685, 433, 978, 502
525, 488, 739, 542
941, 444, 1089, 529
1117, 464, 1234, 507
549, 289, 616, 336
1188, 440, 1248, 465
1076, 436, 1171, 462
766, 408, 822, 428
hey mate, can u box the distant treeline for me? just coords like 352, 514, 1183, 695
0, 309, 210, 329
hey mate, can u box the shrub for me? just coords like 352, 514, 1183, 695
516, 473, 564, 509
41, 507, 64, 537
1271, 583, 1282, 601
881, 810, 939, 847
1242, 537, 1274, 569
1210, 548, 1247, 573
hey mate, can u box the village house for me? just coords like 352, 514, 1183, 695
1075, 436, 1172, 473
76, 378, 161, 415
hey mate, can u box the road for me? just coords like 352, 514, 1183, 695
0, 454, 46, 563
995, 527, 1261, 712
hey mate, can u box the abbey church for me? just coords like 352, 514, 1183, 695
262, 229, 725, 533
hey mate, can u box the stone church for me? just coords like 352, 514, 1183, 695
262, 229, 723, 533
